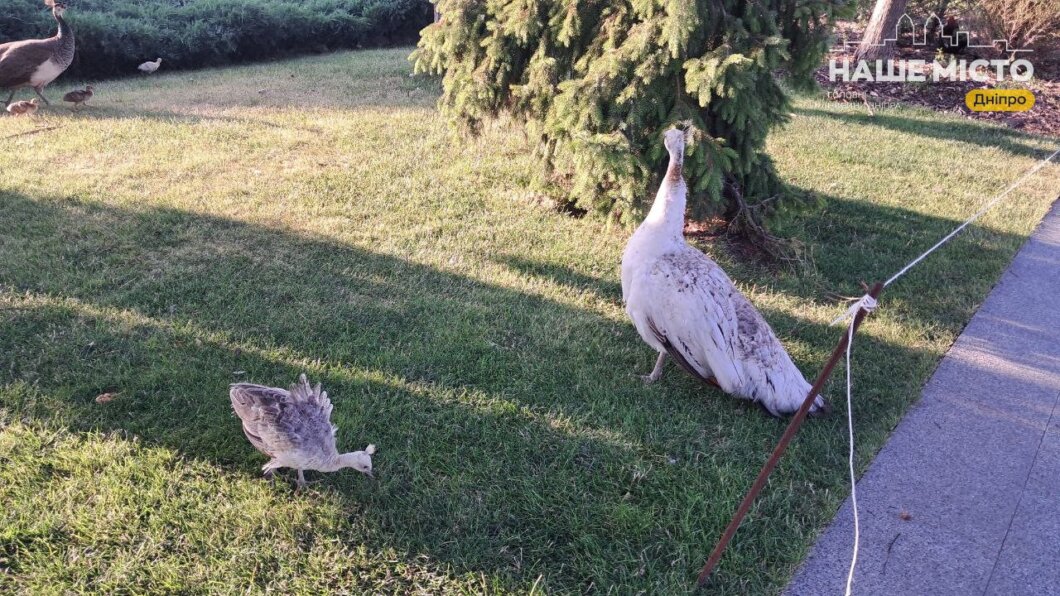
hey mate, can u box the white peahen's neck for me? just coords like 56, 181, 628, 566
641, 150, 687, 241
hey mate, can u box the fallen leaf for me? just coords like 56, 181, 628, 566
95, 392, 117, 404
899, 510, 912, 521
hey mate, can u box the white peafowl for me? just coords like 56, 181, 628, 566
0, 0, 75, 107
138, 58, 162, 74
620, 128, 829, 417
230, 374, 376, 488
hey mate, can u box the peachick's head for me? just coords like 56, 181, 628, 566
663, 128, 686, 160
339, 444, 377, 478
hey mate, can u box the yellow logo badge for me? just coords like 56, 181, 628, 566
966, 89, 1035, 112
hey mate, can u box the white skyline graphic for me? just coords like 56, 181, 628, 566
839, 14, 1033, 54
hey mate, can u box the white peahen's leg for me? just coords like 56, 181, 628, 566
296, 469, 306, 488
640, 352, 667, 384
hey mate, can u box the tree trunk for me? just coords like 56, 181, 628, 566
853, 0, 909, 61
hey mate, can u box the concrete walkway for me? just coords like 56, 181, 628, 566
786, 199, 1060, 596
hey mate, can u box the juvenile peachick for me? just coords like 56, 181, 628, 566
62, 84, 93, 109
620, 128, 828, 417
0, 0, 75, 107
6, 98, 39, 116
230, 374, 376, 488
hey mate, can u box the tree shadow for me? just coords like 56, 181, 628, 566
793, 106, 1049, 159
796, 190, 1041, 332
494, 189, 1037, 341
0, 190, 809, 592
1, 189, 1045, 592
493, 253, 624, 302
484, 188, 1058, 466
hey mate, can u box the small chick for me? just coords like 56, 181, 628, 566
62, 85, 94, 109
138, 58, 162, 74
230, 374, 376, 488
6, 99, 39, 116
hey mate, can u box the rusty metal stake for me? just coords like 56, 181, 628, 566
695, 281, 884, 589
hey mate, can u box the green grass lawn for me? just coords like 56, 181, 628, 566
1, 47, 1057, 594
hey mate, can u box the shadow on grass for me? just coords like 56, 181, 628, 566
0, 190, 761, 591
794, 106, 1050, 159
0, 189, 1041, 592
497, 188, 1033, 336
495, 253, 624, 301
798, 190, 1038, 326
23, 106, 333, 135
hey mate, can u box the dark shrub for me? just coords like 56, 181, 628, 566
0, 0, 432, 79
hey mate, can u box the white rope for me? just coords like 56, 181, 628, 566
830, 295, 876, 596
830, 295, 877, 327
843, 315, 861, 596
885, 147, 1060, 288
830, 146, 1058, 596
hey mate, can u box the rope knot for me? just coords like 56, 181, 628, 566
831, 294, 878, 327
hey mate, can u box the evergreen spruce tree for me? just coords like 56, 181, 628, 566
412, 0, 841, 246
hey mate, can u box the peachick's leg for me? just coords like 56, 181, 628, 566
4, 90, 14, 107
262, 460, 282, 484
33, 87, 49, 106
640, 352, 667, 384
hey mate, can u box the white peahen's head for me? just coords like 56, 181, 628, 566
339, 444, 377, 478
663, 128, 686, 161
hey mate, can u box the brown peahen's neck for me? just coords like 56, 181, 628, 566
53, 13, 76, 67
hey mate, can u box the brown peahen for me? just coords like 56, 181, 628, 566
0, 0, 76, 107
